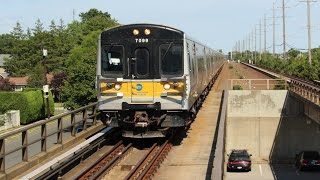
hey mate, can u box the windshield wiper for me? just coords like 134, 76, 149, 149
106, 44, 114, 54
161, 42, 173, 62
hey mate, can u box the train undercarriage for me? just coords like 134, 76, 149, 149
100, 109, 191, 138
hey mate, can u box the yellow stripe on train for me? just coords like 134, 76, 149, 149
100, 81, 184, 98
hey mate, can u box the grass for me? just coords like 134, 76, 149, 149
55, 102, 64, 108
54, 102, 65, 115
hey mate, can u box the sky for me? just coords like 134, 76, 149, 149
0, 0, 320, 54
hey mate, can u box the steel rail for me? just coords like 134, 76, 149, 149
139, 140, 172, 180
75, 141, 133, 180
124, 143, 158, 180
90, 143, 133, 179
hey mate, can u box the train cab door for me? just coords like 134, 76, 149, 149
129, 44, 155, 103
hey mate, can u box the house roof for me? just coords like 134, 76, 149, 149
8, 77, 28, 85
0, 54, 11, 66
8, 74, 54, 86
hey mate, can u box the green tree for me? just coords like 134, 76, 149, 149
51, 72, 67, 101
27, 62, 46, 88
2, 8, 119, 108
32, 19, 44, 35
79, 8, 111, 22
0, 34, 15, 53
287, 48, 300, 59
11, 22, 25, 40
61, 31, 100, 108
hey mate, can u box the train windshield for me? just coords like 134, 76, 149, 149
160, 44, 183, 76
101, 45, 124, 75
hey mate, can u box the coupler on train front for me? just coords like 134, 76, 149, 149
100, 110, 189, 138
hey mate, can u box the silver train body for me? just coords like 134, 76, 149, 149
96, 24, 225, 138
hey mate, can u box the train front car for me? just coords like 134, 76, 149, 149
96, 24, 188, 138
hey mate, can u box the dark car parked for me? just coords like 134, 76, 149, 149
227, 149, 252, 172
295, 151, 320, 171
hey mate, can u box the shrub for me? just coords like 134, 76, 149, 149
0, 78, 15, 91
232, 85, 243, 90
0, 89, 54, 124
274, 80, 286, 90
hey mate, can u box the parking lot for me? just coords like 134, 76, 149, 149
225, 163, 320, 180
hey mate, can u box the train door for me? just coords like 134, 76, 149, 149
129, 45, 154, 103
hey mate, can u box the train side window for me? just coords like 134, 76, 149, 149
101, 45, 124, 75
159, 44, 183, 76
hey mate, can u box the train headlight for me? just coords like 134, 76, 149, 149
163, 83, 170, 90
144, 29, 151, 35
133, 29, 139, 35
114, 83, 122, 91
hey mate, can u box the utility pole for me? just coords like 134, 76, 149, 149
259, 19, 262, 60
251, 31, 254, 59
42, 49, 50, 119
243, 39, 245, 58
248, 34, 251, 60
73, 9, 75, 21
306, 0, 312, 65
282, 0, 287, 59
235, 41, 237, 58
255, 26, 257, 63
231, 46, 233, 60
273, 2, 276, 55
42, 49, 48, 85
238, 40, 241, 58
264, 14, 267, 53
239, 40, 242, 58
245, 38, 248, 58
237, 41, 240, 57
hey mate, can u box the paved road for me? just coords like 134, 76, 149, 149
225, 164, 274, 180
225, 163, 320, 180
271, 164, 320, 180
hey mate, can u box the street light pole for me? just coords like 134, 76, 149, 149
42, 49, 50, 119
43, 49, 48, 85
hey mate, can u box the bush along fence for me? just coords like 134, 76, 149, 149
0, 89, 54, 124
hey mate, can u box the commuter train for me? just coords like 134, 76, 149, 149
96, 24, 225, 138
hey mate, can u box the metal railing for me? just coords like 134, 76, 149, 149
289, 79, 320, 106
241, 62, 319, 106
227, 79, 288, 90
0, 103, 99, 172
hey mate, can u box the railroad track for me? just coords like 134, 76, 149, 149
243, 62, 320, 89
124, 139, 173, 180
72, 134, 175, 180
75, 140, 133, 179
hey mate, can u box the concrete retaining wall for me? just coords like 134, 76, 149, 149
227, 90, 288, 118
226, 90, 320, 163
